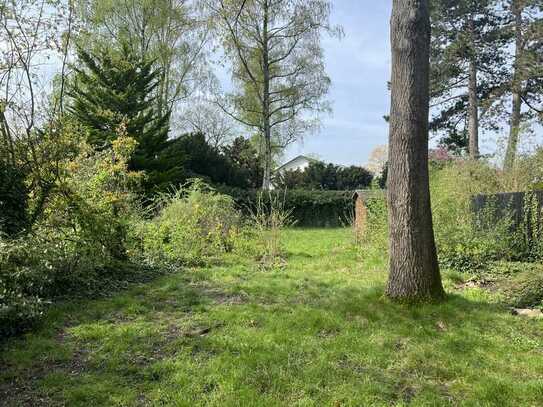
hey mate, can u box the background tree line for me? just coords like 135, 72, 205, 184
275, 161, 374, 191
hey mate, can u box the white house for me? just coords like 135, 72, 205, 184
275, 155, 315, 174
271, 155, 316, 190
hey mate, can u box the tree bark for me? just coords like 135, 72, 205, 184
386, 0, 444, 302
466, 14, 480, 160
261, 0, 273, 190
505, 0, 523, 171
468, 56, 480, 159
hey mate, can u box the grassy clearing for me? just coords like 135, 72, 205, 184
2, 228, 543, 406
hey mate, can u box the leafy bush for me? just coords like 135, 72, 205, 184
503, 269, 543, 309
0, 133, 151, 337
359, 160, 524, 273
140, 182, 242, 267
430, 160, 516, 272
0, 238, 46, 336
479, 262, 543, 308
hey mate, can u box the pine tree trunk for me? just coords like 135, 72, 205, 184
386, 0, 444, 302
505, 1, 523, 171
467, 18, 480, 160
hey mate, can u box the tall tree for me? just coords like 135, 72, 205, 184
504, 0, 543, 170
387, 0, 445, 301
77, 0, 211, 119
430, 0, 508, 158
69, 43, 170, 189
206, 0, 341, 190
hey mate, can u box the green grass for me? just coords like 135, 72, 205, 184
2, 228, 543, 406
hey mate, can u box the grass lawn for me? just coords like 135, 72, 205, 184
2, 228, 543, 406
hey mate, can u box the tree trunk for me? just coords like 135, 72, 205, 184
505, 0, 523, 171
0, 106, 15, 165
467, 18, 480, 160
261, 0, 272, 190
386, 0, 444, 302
468, 59, 480, 159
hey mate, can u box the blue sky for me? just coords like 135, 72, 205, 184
283, 1, 393, 167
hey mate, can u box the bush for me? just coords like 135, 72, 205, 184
480, 262, 543, 308
0, 133, 151, 337
504, 270, 543, 309
429, 160, 516, 272
140, 182, 242, 267
0, 238, 46, 336
359, 160, 523, 273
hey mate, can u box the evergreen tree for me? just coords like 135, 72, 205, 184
504, 0, 543, 170
69, 43, 170, 190
222, 137, 263, 189
430, 0, 508, 157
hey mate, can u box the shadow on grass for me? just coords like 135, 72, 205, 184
0, 261, 524, 406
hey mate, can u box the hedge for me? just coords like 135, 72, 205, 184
221, 188, 355, 228
0, 161, 28, 236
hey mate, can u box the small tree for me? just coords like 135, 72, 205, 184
387, 0, 445, 302
69, 43, 170, 191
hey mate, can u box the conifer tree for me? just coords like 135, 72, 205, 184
69, 43, 170, 188
430, 0, 508, 157
504, 0, 543, 170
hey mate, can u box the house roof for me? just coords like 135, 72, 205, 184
275, 155, 317, 172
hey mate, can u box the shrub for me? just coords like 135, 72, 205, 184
483, 262, 543, 308
274, 161, 373, 191
140, 182, 242, 267
0, 238, 46, 336
0, 133, 149, 337
359, 160, 523, 273
430, 160, 514, 272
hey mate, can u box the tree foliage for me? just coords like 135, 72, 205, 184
77, 0, 211, 117
69, 43, 171, 191
430, 0, 509, 156
206, 0, 341, 189
275, 161, 373, 191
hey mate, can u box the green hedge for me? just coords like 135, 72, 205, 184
221, 188, 355, 228
0, 161, 28, 236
